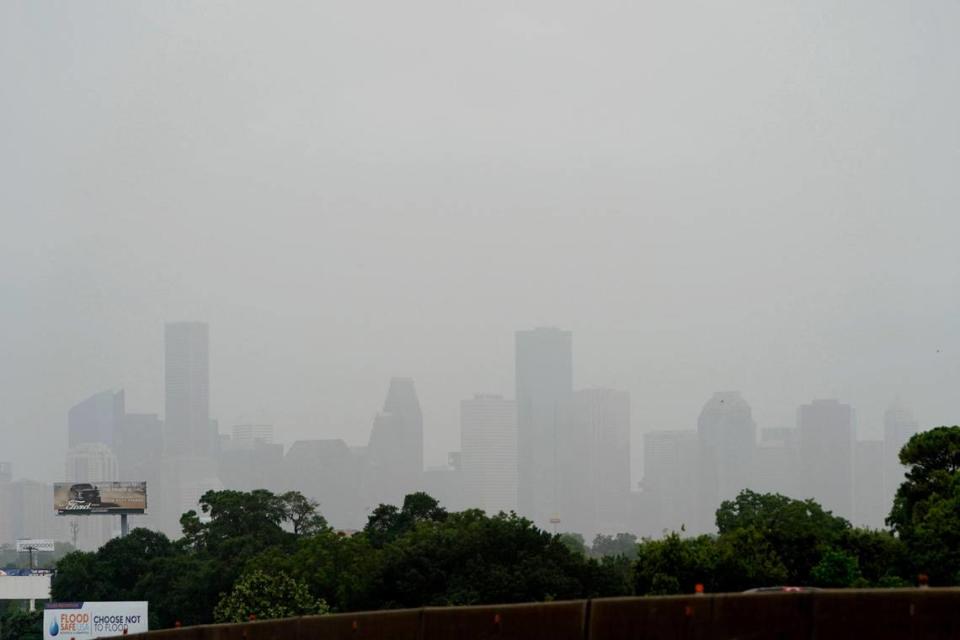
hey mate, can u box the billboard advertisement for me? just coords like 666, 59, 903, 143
53, 482, 147, 515
16, 539, 55, 553
44, 602, 148, 639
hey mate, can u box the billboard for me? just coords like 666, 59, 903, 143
53, 482, 146, 515
44, 602, 148, 639
16, 539, 55, 552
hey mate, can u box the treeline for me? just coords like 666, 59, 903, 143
48, 426, 960, 629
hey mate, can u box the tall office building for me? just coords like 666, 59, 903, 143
883, 405, 920, 505
283, 440, 362, 528
641, 430, 699, 536
0, 463, 11, 544
753, 427, 800, 499
697, 392, 757, 531
2, 481, 63, 545
164, 322, 211, 457
853, 440, 886, 528
118, 413, 163, 479
364, 378, 424, 507
231, 424, 274, 448
798, 399, 854, 519
422, 452, 467, 513
65, 443, 120, 550
68, 390, 125, 449
515, 327, 573, 527
460, 394, 518, 515
161, 322, 218, 536
117, 413, 164, 532
557, 388, 631, 537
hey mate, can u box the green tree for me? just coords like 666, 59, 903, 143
368, 509, 623, 607
836, 528, 908, 586
558, 533, 587, 557
51, 529, 177, 603
213, 570, 328, 623
180, 489, 291, 555
810, 549, 862, 588
363, 492, 447, 548
634, 533, 717, 595
713, 528, 788, 592
248, 529, 382, 612
0, 609, 42, 640
715, 490, 849, 583
887, 426, 960, 584
591, 533, 638, 559
280, 492, 329, 536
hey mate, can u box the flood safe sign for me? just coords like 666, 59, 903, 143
44, 602, 148, 639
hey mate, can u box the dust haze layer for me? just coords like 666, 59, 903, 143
2, 1, 959, 484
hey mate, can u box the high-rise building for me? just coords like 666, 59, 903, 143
164, 322, 211, 457
231, 424, 274, 448
0, 463, 12, 544
515, 327, 573, 528
65, 443, 120, 550
161, 322, 218, 536
65, 443, 119, 484
68, 390, 125, 449
556, 388, 631, 537
798, 399, 854, 519
283, 439, 362, 528
219, 438, 283, 494
2, 481, 64, 546
363, 378, 424, 508
854, 439, 886, 528
883, 405, 920, 505
117, 413, 164, 532
753, 427, 800, 499
422, 452, 466, 513
696, 392, 757, 529
640, 430, 699, 536
118, 413, 163, 479
460, 394, 518, 515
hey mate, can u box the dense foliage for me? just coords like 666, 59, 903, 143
0, 609, 41, 640
887, 426, 960, 584
46, 426, 960, 630
213, 570, 328, 622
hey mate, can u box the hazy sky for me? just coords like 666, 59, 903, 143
3, 1, 959, 483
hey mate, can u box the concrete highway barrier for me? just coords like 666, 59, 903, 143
124, 588, 960, 640
421, 600, 587, 640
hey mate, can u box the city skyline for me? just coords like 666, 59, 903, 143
0, 320, 931, 549
0, 321, 930, 490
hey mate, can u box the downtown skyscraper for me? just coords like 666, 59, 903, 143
161, 322, 221, 535
460, 394, 518, 515
364, 377, 425, 507
164, 322, 212, 457
798, 398, 855, 519
515, 327, 572, 528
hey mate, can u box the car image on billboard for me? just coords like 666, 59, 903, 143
53, 482, 146, 515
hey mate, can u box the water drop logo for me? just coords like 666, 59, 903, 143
49, 618, 60, 637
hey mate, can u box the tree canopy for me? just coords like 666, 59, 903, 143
887, 426, 960, 584
49, 428, 960, 632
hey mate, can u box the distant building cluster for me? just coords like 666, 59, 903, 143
638, 395, 919, 535
0, 325, 923, 550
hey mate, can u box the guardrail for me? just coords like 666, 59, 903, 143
126, 588, 960, 640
